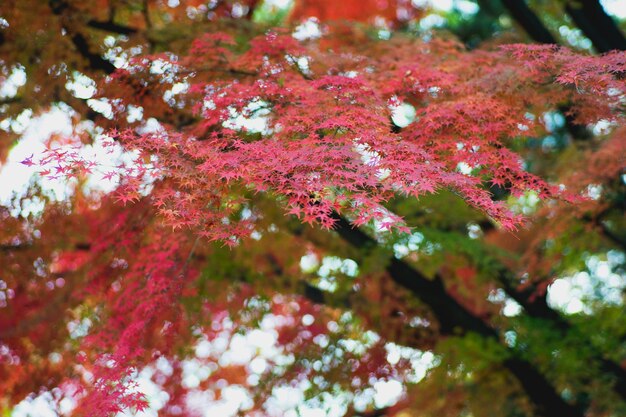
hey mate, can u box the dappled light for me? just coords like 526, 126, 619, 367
1, 1, 626, 417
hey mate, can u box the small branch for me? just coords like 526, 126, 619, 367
70, 32, 117, 74
0, 243, 31, 252
142, 0, 152, 30
178, 67, 258, 77
87, 19, 138, 36
301, 281, 352, 309
179, 235, 201, 279
598, 220, 626, 251
0, 96, 22, 105
287, 54, 314, 80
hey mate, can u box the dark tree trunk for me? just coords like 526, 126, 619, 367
331, 213, 584, 417
500, 0, 557, 43
565, 0, 626, 52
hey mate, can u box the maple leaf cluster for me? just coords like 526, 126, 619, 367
30, 32, 625, 240
1, 2, 626, 417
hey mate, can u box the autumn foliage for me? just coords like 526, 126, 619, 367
0, 1, 625, 417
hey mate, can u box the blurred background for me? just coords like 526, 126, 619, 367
1, 1, 625, 417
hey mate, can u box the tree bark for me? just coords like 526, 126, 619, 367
500, 0, 557, 44
565, 0, 626, 52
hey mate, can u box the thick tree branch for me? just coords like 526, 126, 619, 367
500, 0, 626, 53
86, 19, 138, 36
0, 97, 22, 106
330, 213, 584, 417
342, 406, 391, 417
68, 32, 117, 75
499, 268, 626, 398
497, 1, 592, 140
565, 0, 626, 53
48, 1, 118, 75
500, 0, 557, 44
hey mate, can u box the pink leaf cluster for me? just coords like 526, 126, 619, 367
33, 34, 626, 240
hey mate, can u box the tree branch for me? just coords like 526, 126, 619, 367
498, 1, 592, 141
565, 0, 626, 53
500, 0, 557, 44
329, 212, 584, 417
598, 220, 626, 252
86, 19, 138, 36
49, 1, 117, 75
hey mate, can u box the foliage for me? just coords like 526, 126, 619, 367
0, 1, 625, 417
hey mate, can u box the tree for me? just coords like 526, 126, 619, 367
0, 1, 625, 417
